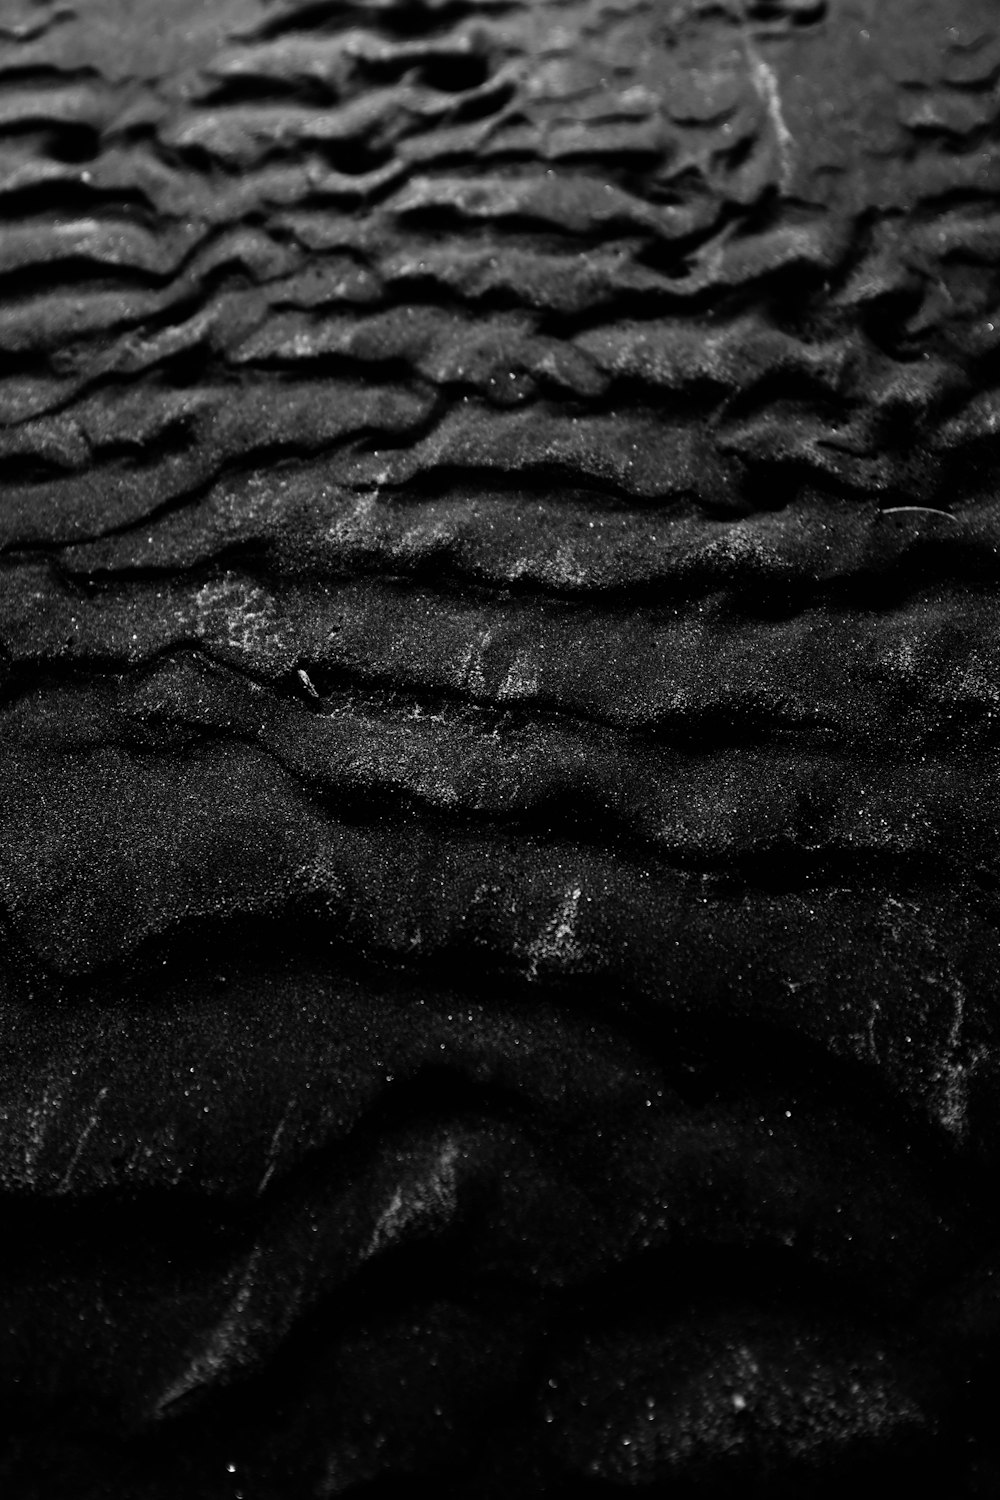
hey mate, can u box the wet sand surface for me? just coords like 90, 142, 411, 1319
2, 0, 1000, 1494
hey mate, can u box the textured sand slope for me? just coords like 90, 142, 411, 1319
3, 0, 1000, 1495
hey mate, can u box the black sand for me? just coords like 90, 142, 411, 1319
2, 0, 1000, 1494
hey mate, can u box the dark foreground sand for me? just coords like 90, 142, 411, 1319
2, 0, 1000, 1494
